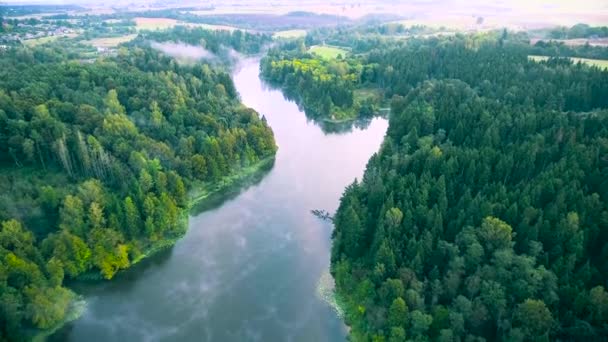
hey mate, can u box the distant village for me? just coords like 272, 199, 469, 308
0, 19, 78, 45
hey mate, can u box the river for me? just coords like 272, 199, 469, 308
51, 59, 388, 341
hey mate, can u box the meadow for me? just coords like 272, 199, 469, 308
85, 34, 138, 48
529, 55, 608, 69
309, 45, 349, 59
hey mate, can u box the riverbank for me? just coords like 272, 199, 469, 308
47, 59, 386, 341
74, 155, 275, 283
188, 156, 276, 211
30, 294, 87, 342
42, 156, 275, 339
316, 269, 346, 320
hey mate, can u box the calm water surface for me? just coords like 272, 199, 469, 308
53, 59, 388, 341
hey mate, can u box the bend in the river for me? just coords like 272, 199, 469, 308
52, 59, 388, 342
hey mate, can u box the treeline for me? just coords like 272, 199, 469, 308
363, 37, 608, 111
262, 31, 608, 125
331, 36, 608, 341
303, 26, 411, 54
549, 23, 608, 39
531, 40, 608, 60
137, 26, 272, 56
0, 34, 276, 339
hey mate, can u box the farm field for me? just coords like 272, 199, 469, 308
529, 55, 608, 69
23, 36, 59, 46
85, 35, 138, 48
23, 34, 78, 47
309, 45, 349, 59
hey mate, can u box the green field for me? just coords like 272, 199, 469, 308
354, 88, 382, 102
273, 29, 307, 39
309, 45, 349, 59
529, 55, 608, 69
23, 36, 59, 46
85, 34, 137, 48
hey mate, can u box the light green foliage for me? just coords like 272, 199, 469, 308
0, 28, 276, 339
261, 52, 362, 121
513, 299, 553, 338
25, 286, 72, 329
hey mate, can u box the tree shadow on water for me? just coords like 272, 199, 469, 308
189, 157, 276, 215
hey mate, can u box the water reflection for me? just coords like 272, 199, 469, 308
190, 157, 276, 215
258, 77, 384, 134
53, 59, 387, 342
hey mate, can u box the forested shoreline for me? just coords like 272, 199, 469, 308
261, 28, 608, 129
329, 35, 608, 340
0, 29, 276, 340
2, 9, 608, 340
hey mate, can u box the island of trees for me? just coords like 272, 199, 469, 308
0, 29, 276, 340
329, 34, 608, 340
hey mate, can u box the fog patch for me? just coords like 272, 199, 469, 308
150, 41, 217, 62
150, 42, 247, 65
225, 47, 244, 64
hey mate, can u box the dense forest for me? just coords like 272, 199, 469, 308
330, 35, 608, 341
0, 30, 276, 340
262, 29, 608, 126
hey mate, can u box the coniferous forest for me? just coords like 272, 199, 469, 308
330, 36, 608, 341
0, 31, 276, 340
2, 3, 608, 341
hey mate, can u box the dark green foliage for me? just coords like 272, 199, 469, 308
331, 36, 608, 341
0, 32, 276, 339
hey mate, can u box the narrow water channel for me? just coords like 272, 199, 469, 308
52, 59, 388, 342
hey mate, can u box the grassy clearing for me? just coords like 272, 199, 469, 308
309, 45, 349, 59
24, 36, 59, 46
354, 88, 382, 102
85, 34, 137, 48
134, 17, 179, 31
529, 55, 608, 70
273, 29, 307, 39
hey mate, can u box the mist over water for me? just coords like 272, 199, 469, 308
52, 59, 388, 341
